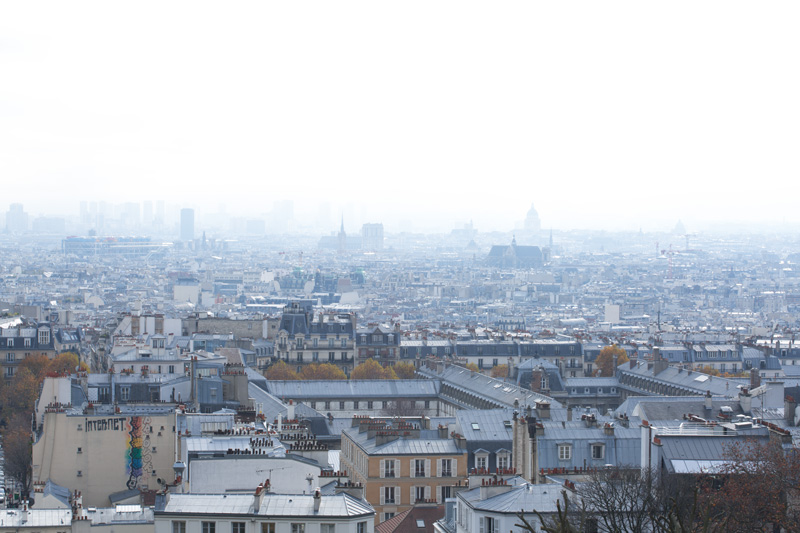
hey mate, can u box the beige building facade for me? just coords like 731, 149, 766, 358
33, 408, 178, 506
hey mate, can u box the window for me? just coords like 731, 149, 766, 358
77, 470, 82, 476
172, 522, 186, 533
5, 353, 14, 362
383, 513, 395, 522
329, 352, 335, 362
478, 358, 484, 369
592, 444, 605, 460
440, 485, 452, 502
497, 454, 509, 470
24, 338, 31, 347
341, 352, 347, 360
368, 401, 373, 409
383, 486, 396, 504
558, 444, 572, 461
324, 401, 331, 410
320, 525, 335, 533
424, 400, 430, 409
313, 338, 319, 348
357, 523, 367, 533
291, 525, 305, 533
339, 401, 345, 410
481, 517, 499, 533
476, 455, 487, 470
7, 339, 12, 347
493, 358, 498, 367
120, 386, 130, 401
261, 524, 275, 533
328, 339, 335, 348
232, 523, 246, 533
415, 459, 426, 477
353, 401, 359, 409
415, 486, 426, 502
440, 459, 452, 477
296, 352, 303, 362
202, 522, 216, 533
310, 401, 316, 409
383, 460, 396, 478
341, 339, 347, 348
313, 351, 319, 361
77, 447, 82, 454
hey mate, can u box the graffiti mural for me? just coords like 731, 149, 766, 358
125, 416, 153, 489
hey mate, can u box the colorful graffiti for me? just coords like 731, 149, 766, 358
125, 416, 153, 489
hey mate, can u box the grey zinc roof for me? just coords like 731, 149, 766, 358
417, 365, 561, 409
160, 492, 373, 518
461, 482, 577, 514
456, 409, 515, 441
0, 509, 72, 528
344, 428, 463, 456
266, 380, 440, 400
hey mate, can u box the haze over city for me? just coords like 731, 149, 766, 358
2, 1, 799, 234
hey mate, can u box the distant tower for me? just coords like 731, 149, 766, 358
361, 223, 384, 251
5, 203, 29, 233
338, 216, 347, 253
524, 204, 541, 234
181, 208, 195, 242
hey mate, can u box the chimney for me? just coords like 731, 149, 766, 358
750, 368, 761, 390
704, 390, 713, 411
254, 483, 265, 511
785, 397, 797, 427
603, 422, 614, 436
739, 389, 752, 415
653, 347, 668, 375
534, 400, 551, 420
438, 424, 449, 439
313, 488, 321, 512
567, 407, 573, 422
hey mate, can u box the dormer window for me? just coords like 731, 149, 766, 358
24, 338, 31, 347
39, 330, 50, 345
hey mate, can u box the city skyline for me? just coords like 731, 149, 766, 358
2, 2, 799, 234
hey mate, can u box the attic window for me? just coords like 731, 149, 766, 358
471, 423, 480, 430
416, 520, 425, 528
694, 375, 709, 382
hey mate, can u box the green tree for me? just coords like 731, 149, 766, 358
265, 360, 299, 380
393, 361, 417, 379
300, 363, 347, 380
594, 345, 629, 377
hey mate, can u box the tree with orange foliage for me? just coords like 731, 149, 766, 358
491, 364, 509, 379
393, 361, 417, 379
3, 413, 33, 499
465, 362, 479, 373
351, 359, 397, 380
593, 345, 629, 377
49, 352, 90, 375
265, 360, 299, 380
300, 363, 347, 380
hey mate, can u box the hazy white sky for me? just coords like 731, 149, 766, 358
1, 1, 798, 233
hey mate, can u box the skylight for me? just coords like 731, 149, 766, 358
694, 375, 709, 382
471, 423, 480, 430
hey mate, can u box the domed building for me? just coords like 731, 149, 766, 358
524, 204, 541, 233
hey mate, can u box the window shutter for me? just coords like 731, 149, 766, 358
453, 459, 458, 476
380, 460, 385, 478
380, 487, 385, 505
410, 459, 415, 476
425, 459, 431, 477
479, 517, 485, 533
436, 459, 441, 477
425, 485, 431, 501
410, 486, 416, 504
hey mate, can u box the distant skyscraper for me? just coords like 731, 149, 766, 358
181, 208, 195, 241
361, 223, 384, 251
5, 203, 29, 233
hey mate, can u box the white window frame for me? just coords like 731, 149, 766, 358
558, 444, 572, 461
